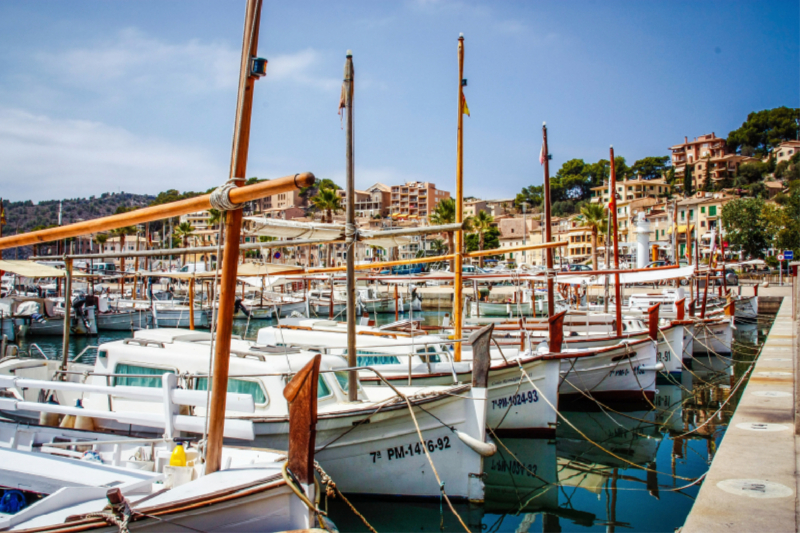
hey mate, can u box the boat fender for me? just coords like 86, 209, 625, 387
639, 362, 665, 372
456, 431, 497, 457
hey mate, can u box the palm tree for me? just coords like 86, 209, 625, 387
110, 226, 137, 274
311, 188, 342, 266
311, 188, 342, 224
471, 210, 495, 267
94, 233, 108, 253
174, 222, 195, 248
430, 198, 456, 270
207, 209, 222, 229
579, 203, 608, 269
430, 238, 447, 255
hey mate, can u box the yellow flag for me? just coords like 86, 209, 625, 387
462, 94, 470, 117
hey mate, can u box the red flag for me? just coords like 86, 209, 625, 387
539, 141, 545, 165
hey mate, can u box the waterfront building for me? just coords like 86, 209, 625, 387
389, 181, 450, 220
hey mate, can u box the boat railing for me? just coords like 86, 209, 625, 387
0, 373, 255, 440
71, 345, 99, 362
28, 343, 48, 360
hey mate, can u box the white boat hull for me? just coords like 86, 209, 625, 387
692, 319, 732, 356
96, 310, 153, 331
557, 339, 659, 404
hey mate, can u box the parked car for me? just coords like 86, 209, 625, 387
567, 264, 593, 272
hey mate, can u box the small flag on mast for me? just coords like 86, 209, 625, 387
461, 94, 470, 117
539, 141, 545, 166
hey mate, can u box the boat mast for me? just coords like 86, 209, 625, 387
543, 123, 554, 319
343, 51, 358, 401
610, 146, 622, 337
453, 33, 465, 362
205, 0, 263, 475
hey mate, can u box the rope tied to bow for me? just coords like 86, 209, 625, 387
209, 178, 245, 211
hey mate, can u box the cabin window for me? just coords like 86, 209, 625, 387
317, 376, 332, 398
113, 364, 175, 388
195, 377, 268, 405
417, 346, 442, 363
356, 354, 401, 366
333, 372, 364, 395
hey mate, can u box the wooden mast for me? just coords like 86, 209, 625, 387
453, 33, 465, 362
343, 51, 357, 401
542, 124, 556, 347
610, 146, 622, 337
205, 0, 263, 475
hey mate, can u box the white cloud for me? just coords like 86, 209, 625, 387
267, 49, 340, 91
40, 28, 240, 96
37, 30, 339, 96
0, 107, 225, 201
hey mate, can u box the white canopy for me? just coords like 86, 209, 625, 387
243, 217, 413, 249
557, 265, 696, 286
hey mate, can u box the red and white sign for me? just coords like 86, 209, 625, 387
777, 254, 784, 261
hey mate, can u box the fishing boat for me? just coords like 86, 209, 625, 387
258, 318, 561, 437
7, 327, 495, 501
0, 356, 327, 532
1, 296, 98, 337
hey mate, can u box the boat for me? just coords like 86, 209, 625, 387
0, 356, 327, 532
5, 327, 496, 501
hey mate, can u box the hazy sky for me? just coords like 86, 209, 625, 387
0, 0, 797, 202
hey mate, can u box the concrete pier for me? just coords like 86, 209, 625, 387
682, 284, 797, 532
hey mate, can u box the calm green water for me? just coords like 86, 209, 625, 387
13, 311, 773, 533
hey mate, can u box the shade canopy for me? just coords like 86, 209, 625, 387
0, 260, 90, 279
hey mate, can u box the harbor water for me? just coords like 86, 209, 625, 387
11, 310, 775, 533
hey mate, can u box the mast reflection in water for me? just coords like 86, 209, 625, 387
326, 312, 771, 532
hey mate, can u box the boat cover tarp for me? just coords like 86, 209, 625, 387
0, 260, 90, 278
556, 265, 695, 286
243, 217, 413, 249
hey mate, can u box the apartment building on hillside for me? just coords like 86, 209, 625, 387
337, 183, 392, 218
389, 181, 450, 220
669, 133, 756, 191
590, 177, 672, 204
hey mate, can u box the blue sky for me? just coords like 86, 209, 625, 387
0, 0, 797, 202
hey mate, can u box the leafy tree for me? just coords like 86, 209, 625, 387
631, 156, 670, 180
683, 164, 694, 196
430, 198, 456, 270
700, 156, 712, 192
736, 161, 767, 184
721, 198, 769, 259
466, 227, 500, 256
726, 107, 800, 156
470, 210, 495, 267
578, 203, 608, 269
748, 182, 767, 199
515, 185, 543, 210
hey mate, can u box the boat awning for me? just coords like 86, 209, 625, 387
667, 224, 694, 235
239, 275, 291, 288
0, 260, 90, 278
243, 217, 412, 249
136, 263, 302, 280
557, 265, 696, 286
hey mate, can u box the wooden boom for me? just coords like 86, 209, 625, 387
0, 172, 315, 251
